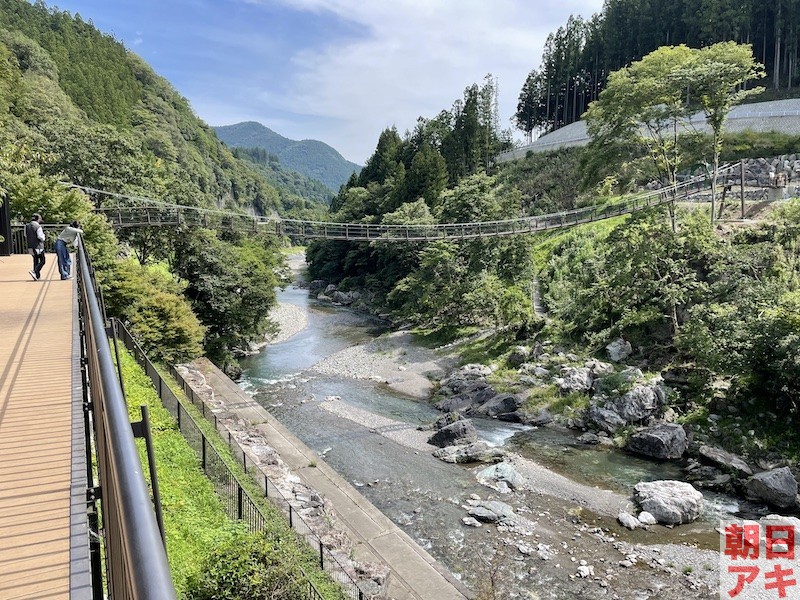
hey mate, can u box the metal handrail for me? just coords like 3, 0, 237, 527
77, 234, 177, 599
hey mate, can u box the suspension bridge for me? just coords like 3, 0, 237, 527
72, 164, 740, 242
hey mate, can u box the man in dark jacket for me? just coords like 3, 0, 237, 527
25, 213, 45, 280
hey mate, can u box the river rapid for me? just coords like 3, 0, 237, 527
238, 271, 729, 599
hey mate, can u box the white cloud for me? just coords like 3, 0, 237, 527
236, 0, 604, 162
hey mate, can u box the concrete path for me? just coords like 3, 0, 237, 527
189, 358, 471, 600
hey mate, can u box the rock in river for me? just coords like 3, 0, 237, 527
633, 480, 704, 525
626, 423, 688, 459
427, 420, 478, 448
745, 467, 798, 509
476, 462, 526, 493
467, 500, 517, 524
433, 441, 505, 464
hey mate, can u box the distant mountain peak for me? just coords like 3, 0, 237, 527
214, 122, 361, 192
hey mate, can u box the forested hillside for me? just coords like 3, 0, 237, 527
232, 147, 333, 216
215, 121, 362, 192
514, 0, 800, 137
309, 41, 800, 460
0, 0, 313, 374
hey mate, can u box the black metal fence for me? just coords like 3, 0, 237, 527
76, 239, 177, 599
114, 320, 368, 600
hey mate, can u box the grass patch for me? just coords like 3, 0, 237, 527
119, 349, 243, 595
118, 348, 348, 599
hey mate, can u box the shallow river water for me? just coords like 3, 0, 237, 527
238, 283, 736, 597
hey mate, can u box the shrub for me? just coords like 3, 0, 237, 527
184, 530, 313, 600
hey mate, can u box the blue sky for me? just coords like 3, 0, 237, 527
47, 0, 604, 164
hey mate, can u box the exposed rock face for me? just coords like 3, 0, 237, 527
432, 442, 505, 464
585, 406, 627, 433
626, 424, 688, 459
554, 367, 593, 394
633, 480, 704, 525
608, 381, 667, 423
745, 467, 798, 509
434, 382, 496, 413
697, 445, 753, 477
520, 408, 554, 426
476, 462, 526, 493
472, 393, 524, 419
427, 420, 478, 448
606, 338, 632, 362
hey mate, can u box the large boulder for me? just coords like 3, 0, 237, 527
433, 442, 505, 464
438, 364, 493, 396
609, 381, 667, 423
585, 359, 615, 376
606, 338, 632, 362
633, 480, 704, 525
507, 346, 532, 367
519, 408, 554, 426
554, 367, 594, 394
331, 290, 360, 305
473, 393, 524, 418
626, 424, 688, 459
434, 381, 496, 413
745, 467, 798, 509
697, 445, 753, 477
476, 462, 526, 493
427, 420, 478, 448
585, 405, 627, 433
308, 280, 327, 294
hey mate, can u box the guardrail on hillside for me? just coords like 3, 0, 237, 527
114, 321, 369, 600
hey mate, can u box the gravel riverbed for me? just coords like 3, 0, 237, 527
254, 253, 722, 599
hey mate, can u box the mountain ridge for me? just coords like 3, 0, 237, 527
215, 121, 361, 192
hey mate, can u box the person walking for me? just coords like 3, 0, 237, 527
55, 221, 83, 280
25, 213, 45, 280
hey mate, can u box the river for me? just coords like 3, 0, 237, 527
238, 281, 731, 599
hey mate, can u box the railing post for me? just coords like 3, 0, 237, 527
740, 159, 746, 219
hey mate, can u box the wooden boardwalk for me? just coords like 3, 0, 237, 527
0, 254, 91, 599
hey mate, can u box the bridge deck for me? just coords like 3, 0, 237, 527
0, 254, 91, 599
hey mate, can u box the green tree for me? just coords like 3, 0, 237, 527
103, 260, 205, 363
403, 143, 448, 208
678, 41, 764, 222
173, 229, 279, 373
585, 45, 697, 194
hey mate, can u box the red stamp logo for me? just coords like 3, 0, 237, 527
721, 519, 798, 599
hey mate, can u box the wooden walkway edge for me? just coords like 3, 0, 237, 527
0, 254, 91, 599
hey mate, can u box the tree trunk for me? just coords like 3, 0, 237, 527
774, 0, 782, 90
